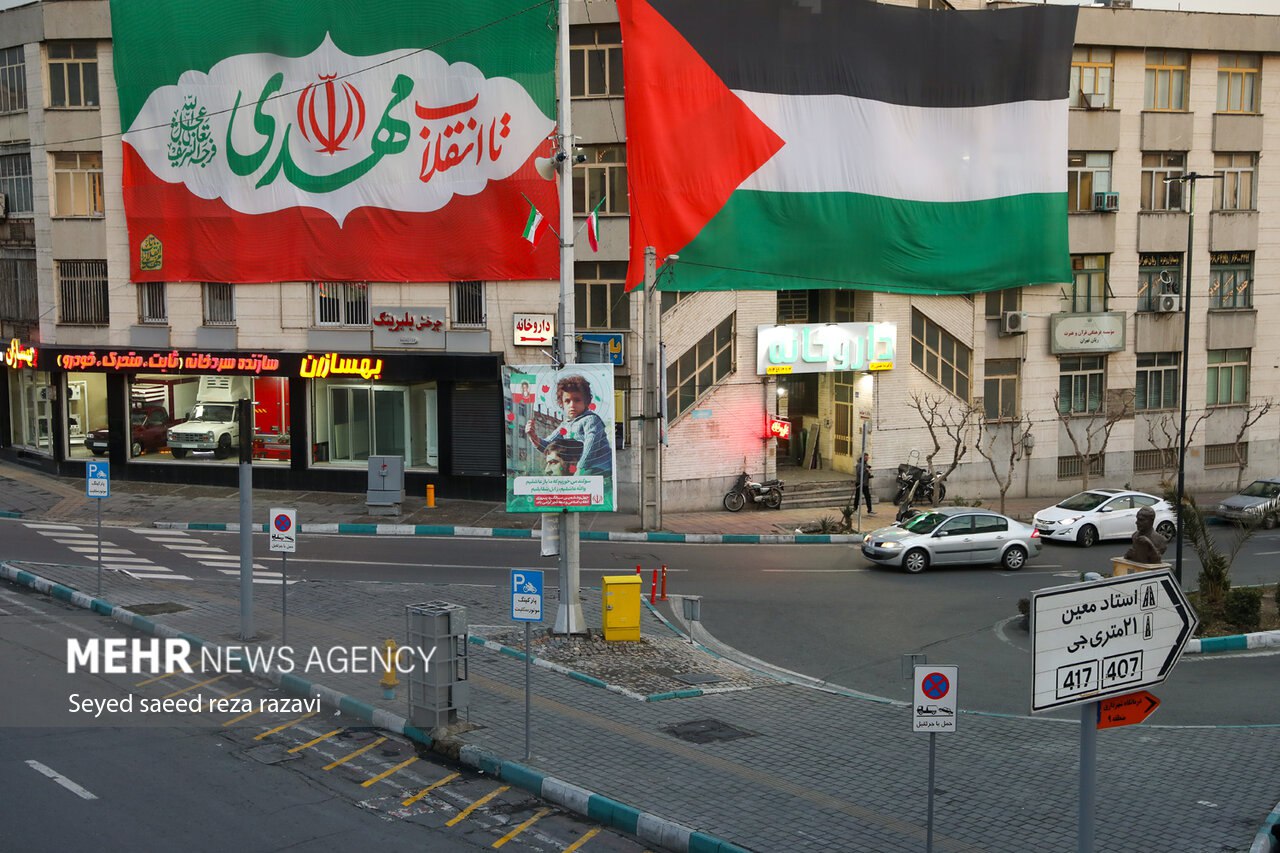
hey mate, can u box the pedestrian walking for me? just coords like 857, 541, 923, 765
854, 453, 874, 514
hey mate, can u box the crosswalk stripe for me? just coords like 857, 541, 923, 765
93, 556, 154, 564
127, 573, 193, 580
23, 523, 82, 530
69, 547, 134, 554
162, 544, 226, 552
48, 533, 99, 540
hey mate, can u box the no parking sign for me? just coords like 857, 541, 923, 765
913, 665, 958, 733
269, 508, 297, 553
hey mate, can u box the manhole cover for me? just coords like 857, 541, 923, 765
243, 744, 301, 765
127, 602, 189, 616
663, 718, 758, 744
674, 672, 725, 686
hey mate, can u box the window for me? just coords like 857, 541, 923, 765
1209, 252, 1252, 310
667, 313, 734, 418
1144, 49, 1188, 111
47, 42, 98, 108
910, 309, 971, 399
1058, 355, 1104, 414
972, 515, 1009, 534
1217, 53, 1259, 113
777, 291, 813, 323
451, 280, 484, 328
1133, 448, 1176, 474
983, 359, 1019, 420
1069, 254, 1108, 313
0, 45, 27, 113
1135, 353, 1179, 411
572, 144, 627, 215
661, 291, 691, 314
1205, 443, 1246, 467
1141, 153, 1185, 211
1070, 47, 1113, 109
0, 251, 38, 324
1068, 152, 1111, 212
1214, 153, 1256, 211
575, 261, 629, 330
57, 260, 108, 325
314, 281, 368, 326
203, 282, 235, 325
1206, 348, 1249, 407
53, 152, 104, 217
570, 24, 623, 99
138, 282, 167, 325
1058, 454, 1104, 480
984, 289, 1020, 319
0, 151, 33, 214
1137, 253, 1181, 313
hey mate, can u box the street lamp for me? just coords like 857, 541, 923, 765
776, 384, 786, 417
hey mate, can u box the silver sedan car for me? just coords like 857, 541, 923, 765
861, 507, 1042, 574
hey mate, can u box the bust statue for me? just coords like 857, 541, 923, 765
1123, 506, 1168, 564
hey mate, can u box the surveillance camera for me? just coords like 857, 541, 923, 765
572, 153, 586, 164
668, 254, 679, 261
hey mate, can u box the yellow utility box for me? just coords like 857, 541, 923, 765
601, 575, 642, 641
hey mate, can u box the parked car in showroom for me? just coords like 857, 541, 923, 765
1033, 488, 1176, 547
84, 405, 183, 458
860, 506, 1041, 574
1215, 478, 1280, 529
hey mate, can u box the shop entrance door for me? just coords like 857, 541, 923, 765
329, 386, 409, 464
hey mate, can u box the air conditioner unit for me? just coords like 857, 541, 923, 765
1084, 92, 1107, 110
1155, 292, 1180, 313
1092, 191, 1119, 212
1000, 311, 1029, 336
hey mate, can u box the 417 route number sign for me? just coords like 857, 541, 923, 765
1030, 569, 1197, 713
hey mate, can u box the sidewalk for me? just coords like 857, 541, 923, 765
2, 461, 1278, 852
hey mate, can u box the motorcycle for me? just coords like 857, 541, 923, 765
892, 453, 946, 507
723, 471, 784, 512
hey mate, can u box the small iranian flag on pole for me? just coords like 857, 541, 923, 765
522, 201, 550, 246
586, 198, 604, 253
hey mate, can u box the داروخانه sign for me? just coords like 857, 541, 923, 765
756, 323, 895, 375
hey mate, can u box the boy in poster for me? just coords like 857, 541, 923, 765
524, 374, 612, 478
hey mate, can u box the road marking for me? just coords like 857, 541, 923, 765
1256, 550, 1280, 556
68, 547, 134, 555
222, 706, 261, 727
49, 533, 99, 540
287, 729, 343, 754
563, 827, 602, 852
446, 785, 510, 827
22, 523, 82, 530
162, 544, 228, 553
492, 806, 551, 847
323, 736, 388, 771
402, 771, 460, 806
125, 572, 193, 580
360, 755, 419, 788
162, 674, 228, 699
135, 671, 182, 687
762, 568, 869, 573
91, 556, 154, 564
254, 712, 317, 741
25, 760, 98, 800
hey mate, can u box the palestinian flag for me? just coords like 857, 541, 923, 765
110, 0, 558, 284
618, 0, 1078, 294
585, 198, 603, 253
522, 202, 550, 246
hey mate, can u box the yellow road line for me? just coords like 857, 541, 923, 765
401, 771, 460, 806
562, 827, 602, 852
161, 673, 227, 699
492, 807, 551, 848
286, 729, 343, 754
222, 706, 261, 727
211, 686, 254, 703
445, 786, 510, 828
253, 712, 317, 741
134, 671, 181, 687
322, 736, 387, 771
360, 755, 419, 788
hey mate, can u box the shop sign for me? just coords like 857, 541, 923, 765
54, 349, 281, 374
576, 333, 624, 366
372, 306, 446, 350
756, 323, 896, 376
514, 314, 554, 346
299, 352, 384, 380
1049, 313, 1126, 354
767, 416, 791, 440
4, 338, 38, 370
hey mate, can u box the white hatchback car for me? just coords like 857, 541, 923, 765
1032, 488, 1177, 548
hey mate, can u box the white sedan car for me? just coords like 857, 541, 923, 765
1032, 488, 1177, 548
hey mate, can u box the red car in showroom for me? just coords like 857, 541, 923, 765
85, 405, 183, 458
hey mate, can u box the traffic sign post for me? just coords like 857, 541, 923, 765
269, 509, 297, 644
86, 462, 109, 596
511, 569, 544, 761
912, 664, 957, 853
1031, 570, 1197, 853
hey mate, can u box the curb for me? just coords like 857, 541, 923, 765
0, 560, 751, 853
1252, 801, 1280, 853
0, 509, 23, 518
154, 520, 863, 545
1187, 630, 1280, 654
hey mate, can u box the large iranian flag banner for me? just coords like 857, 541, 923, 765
619, 0, 1078, 294
110, 0, 557, 283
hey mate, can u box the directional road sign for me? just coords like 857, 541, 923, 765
269, 508, 297, 553
511, 569, 544, 622
1097, 690, 1161, 730
912, 665, 958, 733
1030, 569, 1197, 713
85, 461, 110, 498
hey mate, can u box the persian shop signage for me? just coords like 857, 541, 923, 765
4, 338, 38, 370
55, 349, 282, 374
299, 352, 384, 380
757, 323, 896, 376
372, 306, 446, 350
1050, 313, 1126, 354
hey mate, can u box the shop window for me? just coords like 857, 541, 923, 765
575, 261, 629, 330
451, 280, 485, 327
47, 41, 98, 108
1, 45, 27, 113
57, 260, 108, 325
314, 281, 368, 326
138, 282, 167, 324
310, 379, 436, 469
0, 150, 33, 214
7, 368, 55, 452
53, 152, 103, 216
203, 282, 235, 325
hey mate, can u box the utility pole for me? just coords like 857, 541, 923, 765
641, 246, 662, 531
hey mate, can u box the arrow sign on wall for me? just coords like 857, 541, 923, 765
1096, 690, 1161, 730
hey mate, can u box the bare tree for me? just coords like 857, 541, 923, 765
973, 411, 1034, 515
1053, 389, 1132, 491
906, 392, 975, 488
1230, 398, 1274, 489
1144, 410, 1210, 489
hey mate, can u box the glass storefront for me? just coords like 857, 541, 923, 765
310, 378, 437, 469
7, 367, 55, 454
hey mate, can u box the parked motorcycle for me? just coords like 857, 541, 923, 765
892, 454, 946, 507
723, 471, 784, 512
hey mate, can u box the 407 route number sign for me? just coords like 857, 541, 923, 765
1030, 570, 1197, 713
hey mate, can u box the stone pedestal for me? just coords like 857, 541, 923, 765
1110, 557, 1171, 577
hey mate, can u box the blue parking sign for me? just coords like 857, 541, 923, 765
511, 570, 544, 622
86, 461, 110, 499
